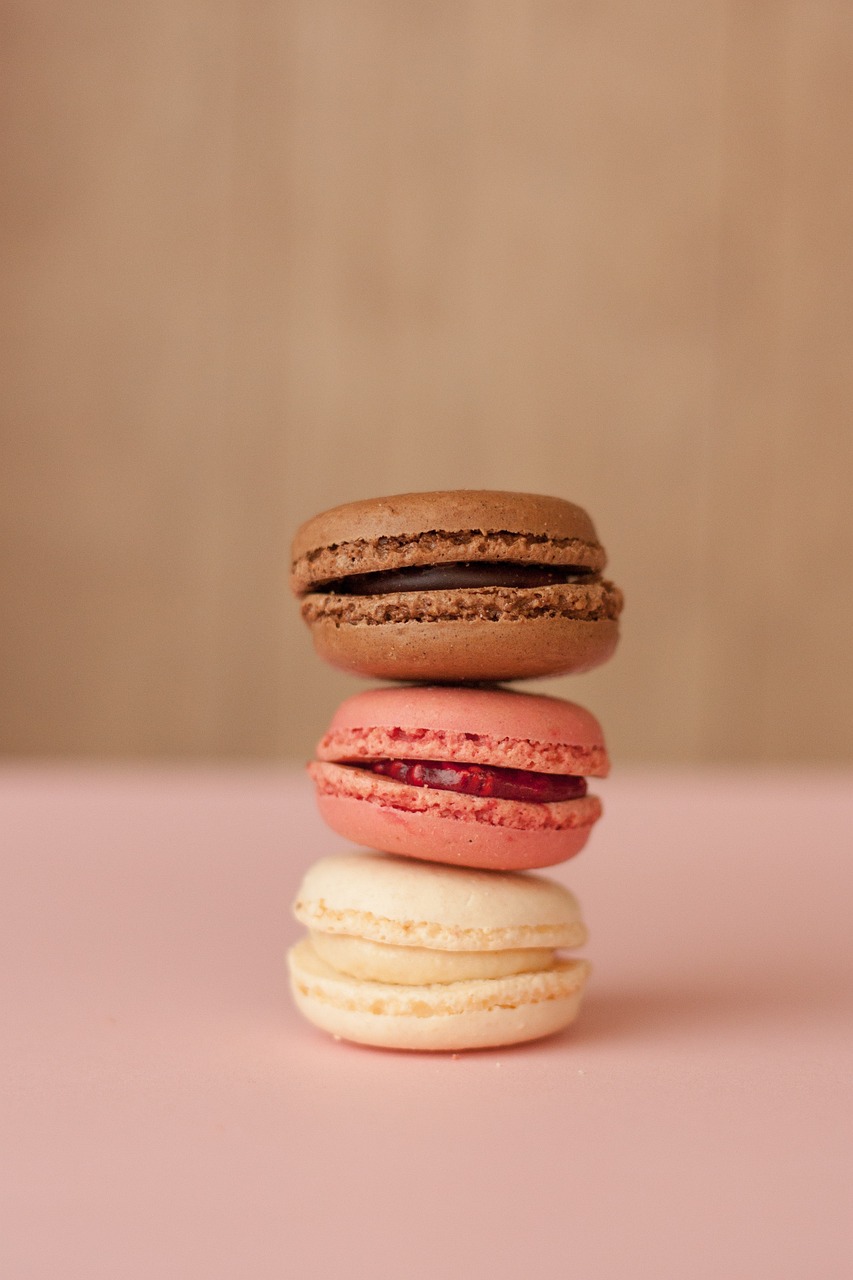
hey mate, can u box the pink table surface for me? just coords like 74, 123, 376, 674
2, 767, 851, 1279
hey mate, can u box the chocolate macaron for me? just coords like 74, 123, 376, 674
291, 490, 623, 682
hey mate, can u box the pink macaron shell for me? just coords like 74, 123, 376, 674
314, 792, 595, 871
317, 685, 609, 777
309, 760, 602, 871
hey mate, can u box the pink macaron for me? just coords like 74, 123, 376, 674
308, 685, 609, 871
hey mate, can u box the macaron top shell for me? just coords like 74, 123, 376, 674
291, 490, 607, 592
292, 852, 587, 951
316, 684, 609, 777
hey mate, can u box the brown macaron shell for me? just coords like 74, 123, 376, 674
291, 490, 606, 592
304, 599, 619, 681
292, 491, 622, 682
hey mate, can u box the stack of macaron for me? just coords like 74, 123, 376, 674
287, 490, 623, 1051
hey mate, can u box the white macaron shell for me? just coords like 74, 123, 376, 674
293, 852, 587, 952
288, 938, 590, 1051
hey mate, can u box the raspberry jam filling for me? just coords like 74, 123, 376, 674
318, 561, 596, 595
348, 758, 588, 803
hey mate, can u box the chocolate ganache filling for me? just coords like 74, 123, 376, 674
318, 562, 596, 595
349, 758, 588, 804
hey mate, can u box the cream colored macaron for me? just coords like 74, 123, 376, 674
288, 852, 590, 1051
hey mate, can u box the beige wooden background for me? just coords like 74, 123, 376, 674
2, 2, 852, 764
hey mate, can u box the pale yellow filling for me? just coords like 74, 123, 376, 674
309, 930, 555, 985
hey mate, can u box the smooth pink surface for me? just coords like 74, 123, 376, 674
322, 684, 607, 762
316, 788, 594, 869
2, 767, 852, 1279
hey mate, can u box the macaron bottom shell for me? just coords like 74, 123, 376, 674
315, 789, 597, 871
288, 937, 590, 1052
306, 614, 619, 683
